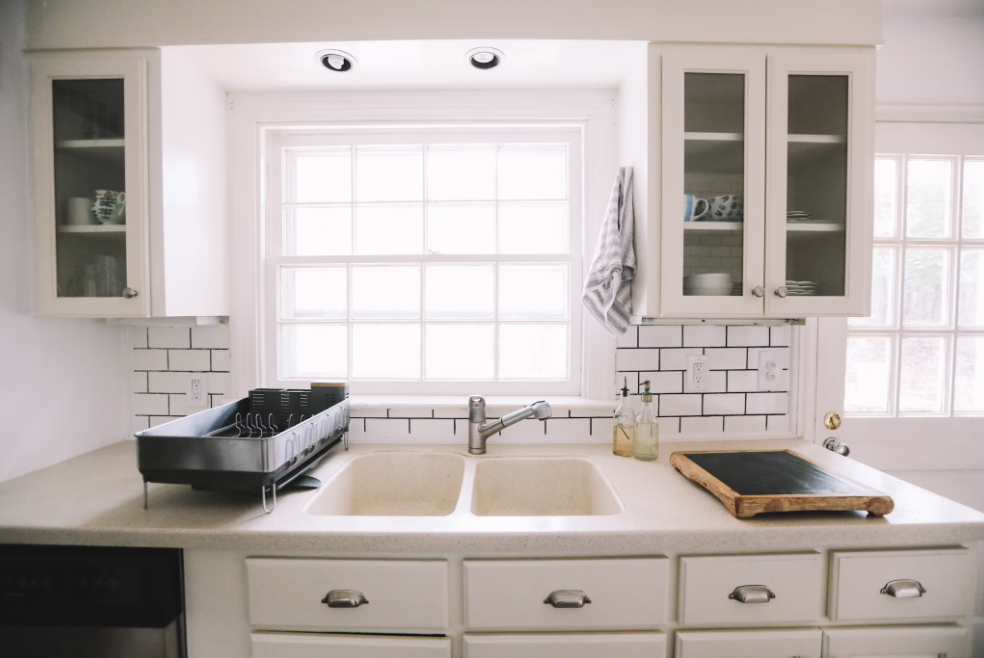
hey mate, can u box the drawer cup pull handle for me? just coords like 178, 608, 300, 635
322, 589, 369, 608
728, 585, 776, 603
880, 579, 926, 598
543, 589, 592, 608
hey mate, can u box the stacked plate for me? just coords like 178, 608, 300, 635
786, 210, 814, 222
786, 280, 818, 296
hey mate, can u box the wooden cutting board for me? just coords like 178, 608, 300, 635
669, 449, 894, 519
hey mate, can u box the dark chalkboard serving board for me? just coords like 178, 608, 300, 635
669, 449, 894, 519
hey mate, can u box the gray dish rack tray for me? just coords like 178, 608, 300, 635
135, 389, 349, 513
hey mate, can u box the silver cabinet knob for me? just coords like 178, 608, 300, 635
774, 286, 788, 298
751, 286, 765, 298
823, 437, 851, 457
543, 590, 592, 608
881, 579, 926, 598
728, 585, 776, 603
322, 589, 369, 608
122, 287, 139, 299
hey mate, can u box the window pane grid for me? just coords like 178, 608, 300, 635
847, 154, 984, 417
274, 136, 576, 385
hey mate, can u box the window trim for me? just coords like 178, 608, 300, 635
226, 89, 619, 401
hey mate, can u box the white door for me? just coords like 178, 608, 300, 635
823, 625, 968, 658
765, 48, 875, 318
659, 45, 767, 318
675, 629, 821, 658
814, 121, 984, 505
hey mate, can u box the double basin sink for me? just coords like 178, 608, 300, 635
304, 452, 624, 517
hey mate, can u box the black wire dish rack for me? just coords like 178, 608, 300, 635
135, 385, 349, 513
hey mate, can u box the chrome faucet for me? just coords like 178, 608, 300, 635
467, 396, 552, 455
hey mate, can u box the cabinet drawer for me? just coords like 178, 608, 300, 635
463, 558, 668, 631
245, 558, 448, 633
679, 553, 822, 626
828, 548, 972, 622
676, 629, 822, 658
463, 633, 666, 658
823, 626, 968, 658
251, 632, 450, 658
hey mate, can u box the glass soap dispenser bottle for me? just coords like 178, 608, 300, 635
633, 380, 659, 461
613, 377, 634, 457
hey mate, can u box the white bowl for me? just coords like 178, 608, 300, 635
684, 285, 733, 296
685, 273, 732, 286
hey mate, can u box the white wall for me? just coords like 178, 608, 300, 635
0, 0, 130, 484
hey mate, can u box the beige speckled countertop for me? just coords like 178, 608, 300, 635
1, 438, 982, 554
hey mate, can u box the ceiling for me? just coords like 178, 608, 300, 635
174, 39, 645, 92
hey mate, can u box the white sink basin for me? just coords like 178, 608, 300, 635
471, 457, 623, 516
305, 452, 465, 516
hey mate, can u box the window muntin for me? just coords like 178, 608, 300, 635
266, 129, 583, 395
846, 155, 984, 417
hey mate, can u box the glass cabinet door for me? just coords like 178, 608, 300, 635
661, 47, 766, 317
32, 55, 148, 316
766, 50, 874, 317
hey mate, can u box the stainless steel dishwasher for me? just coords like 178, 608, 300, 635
0, 545, 185, 658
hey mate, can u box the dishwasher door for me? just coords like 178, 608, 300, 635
0, 621, 181, 658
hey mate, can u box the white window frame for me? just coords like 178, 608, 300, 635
226, 90, 618, 402
264, 127, 584, 395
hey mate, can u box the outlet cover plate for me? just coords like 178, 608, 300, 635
756, 350, 787, 391
185, 374, 209, 409
685, 354, 710, 392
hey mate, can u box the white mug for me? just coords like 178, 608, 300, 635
65, 197, 95, 225
92, 190, 126, 225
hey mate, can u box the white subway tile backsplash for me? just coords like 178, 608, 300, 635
546, 418, 591, 438
148, 371, 188, 394
192, 326, 230, 349
639, 371, 683, 394
724, 415, 767, 432
639, 326, 683, 348
132, 416, 150, 433
701, 370, 727, 393
210, 349, 231, 372
131, 349, 168, 371
207, 372, 231, 395
365, 418, 411, 437
659, 394, 702, 416
617, 371, 640, 394
409, 418, 455, 438
683, 325, 726, 347
726, 325, 770, 347
704, 348, 747, 370
616, 327, 638, 348
770, 324, 791, 347
499, 418, 548, 438
131, 327, 148, 349
590, 417, 615, 438
659, 417, 681, 435
727, 370, 760, 393
616, 348, 660, 372
681, 416, 724, 433
766, 415, 789, 431
703, 393, 746, 415
659, 348, 703, 370
746, 393, 788, 415
133, 393, 168, 416
169, 393, 210, 416
167, 349, 210, 371
131, 372, 147, 393
148, 327, 190, 349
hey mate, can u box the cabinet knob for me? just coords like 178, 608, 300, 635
880, 579, 926, 598
322, 589, 369, 608
774, 286, 788, 298
728, 585, 775, 603
823, 437, 850, 456
751, 286, 765, 298
122, 287, 139, 299
543, 589, 592, 608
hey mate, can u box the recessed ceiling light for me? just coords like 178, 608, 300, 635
465, 47, 504, 70
315, 49, 356, 72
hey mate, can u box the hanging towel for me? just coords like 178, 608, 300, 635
582, 167, 635, 336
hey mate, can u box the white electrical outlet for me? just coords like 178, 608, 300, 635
756, 350, 786, 391
186, 374, 209, 409
685, 354, 710, 392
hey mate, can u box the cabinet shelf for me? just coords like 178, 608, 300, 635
55, 139, 124, 169
683, 221, 845, 233
684, 132, 743, 142
57, 224, 126, 235
788, 134, 846, 144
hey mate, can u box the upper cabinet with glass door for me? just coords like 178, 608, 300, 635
31, 54, 150, 317
765, 49, 875, 317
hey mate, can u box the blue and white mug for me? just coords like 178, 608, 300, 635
704, 194, 743, 221
92, 190, 126, 225
684, 194, 709, 222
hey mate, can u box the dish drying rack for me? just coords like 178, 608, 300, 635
135, 387, 349, 514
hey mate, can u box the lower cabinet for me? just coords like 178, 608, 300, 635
823, 626, 968, 658
463, 633, 666, 658
675, 629, 822, 658
250, 632, 451, 658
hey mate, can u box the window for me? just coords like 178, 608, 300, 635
265, 128, 583, 395
845, 154, 984, 416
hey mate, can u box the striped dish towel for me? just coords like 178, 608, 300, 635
581, 167, 635, 336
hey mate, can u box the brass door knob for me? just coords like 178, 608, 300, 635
823, 411, 842, 430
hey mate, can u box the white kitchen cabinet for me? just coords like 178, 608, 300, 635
250, 632, 451, 658
30, 49, 228, 318
635, 44, 874, 319
675, 629, 822, 658
823, 626, 968, 658
463, 633, 666, 658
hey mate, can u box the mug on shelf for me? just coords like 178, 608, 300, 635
704, 194, 744, 221
92, 190, 126, 225
684, 194, 710, 222
64, 197, 95, 225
